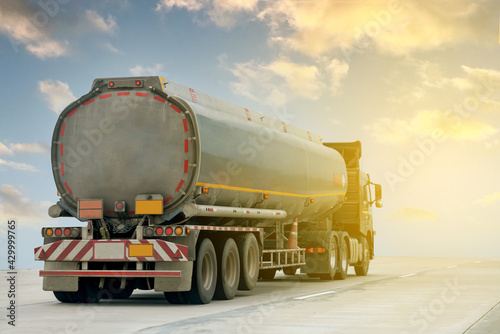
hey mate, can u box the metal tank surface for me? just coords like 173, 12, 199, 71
51, 76, 347, 227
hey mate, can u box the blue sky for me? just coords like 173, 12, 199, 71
1, 0, 500, 269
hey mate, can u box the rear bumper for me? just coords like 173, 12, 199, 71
40, 270, 181, 278
34, 239, 189, 262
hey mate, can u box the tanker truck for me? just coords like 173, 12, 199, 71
34, 76, 383, 304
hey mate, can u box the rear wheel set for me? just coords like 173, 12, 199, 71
165, 232, 259, 304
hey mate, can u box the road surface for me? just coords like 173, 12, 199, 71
1, 257, 499, 334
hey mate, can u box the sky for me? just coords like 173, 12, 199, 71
0, 0, 500, 269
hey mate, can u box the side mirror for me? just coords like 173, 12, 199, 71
375, 184, 382, 201
375, 199, 383, 208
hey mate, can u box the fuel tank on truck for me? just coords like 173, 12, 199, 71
51, 76, 347, 227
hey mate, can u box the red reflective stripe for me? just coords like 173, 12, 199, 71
128, 211, 135, 215
163, 196, 173, 204
157, 241, 177, 261
154, 96, 166, 103
176, 180, 184, 192
67, 109, 77, 118
43, 241, 62, 258
64, 182, 72, 194
40, 270, 181, 277
183, 119, 188, 132
178, 244, 188, 259
105, 210, 116, 214
170, 104, 181, 114
83, 99, 94, 106
100, 94, 112, 100
184, 139, 189, 152
55, 240, 81, 261
138, 239, 162, 261
60, 124, 66, 137
118, 92, 130, 96
61, 163, 65, 176
73, 241, 94, 261
245, 108, 251, 121
189, 88, 197, 103
135, 92, 147, 97
60, 143, 63, 156
184, 160, 188, 173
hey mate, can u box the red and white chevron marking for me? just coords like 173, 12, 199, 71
34, 239, 188, 262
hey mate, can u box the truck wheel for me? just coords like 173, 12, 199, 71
283, 267, 297, 275
72, 278, 102, 303
238, 233, 260, 290
53, 291, 76, 303
188, 238, 217, 304
214, 238, 240, 300
319, 232, 338, 280
354, 237, 370, 276
259, 269, 276, 280
101, 278, 134, 299
164, 291, 189, 304
334, 238, 348, 280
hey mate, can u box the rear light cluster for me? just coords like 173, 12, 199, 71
42, 227, 80, 238
144, 225, 190, 237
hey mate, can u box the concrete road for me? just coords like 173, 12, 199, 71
1, 257, 499, 334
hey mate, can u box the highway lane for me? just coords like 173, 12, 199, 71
1, 257, 499, 334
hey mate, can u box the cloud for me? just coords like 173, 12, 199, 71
0, 142, 13, 155
84, 10, 117, 34
258, 0, 496, 57
327, 59, 349, 95
266, 60, 322, 98
365, 109, 497, 145
38, 80, 76, 113
475, 192, 500, 205
0, 141, 50, 156
130, 64, 164, 76
364, 118, 413, 145
156, 0, 259, 28
9, 142, 50, 155
0, 1, 69, 59
102, 42, 123, 55
0, 159, 38, 172
227, 58, 327, 106
0, 185, 51, 223
388, 206, 439, 222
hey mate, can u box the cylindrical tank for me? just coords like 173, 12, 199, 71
51, 76, 347, 226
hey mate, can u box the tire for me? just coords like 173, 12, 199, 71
164, 291, 189, 304
101, 278, 134, 299
319, 232, 338, 281
237, 233, 260, 290
259, 269, 276, 280
334, 237, 348, 280
283, 267, 297, 275
354, 237, 370, 276
53, 291, 75, 303
188, 238, 217, 304
214, 238, 240, 300
72, 278, 102, 303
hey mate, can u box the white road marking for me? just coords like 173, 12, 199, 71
399, 273, 417, 278
446, 265, 457, 268
475, 261, 481, 263
294, 291, 336, 300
